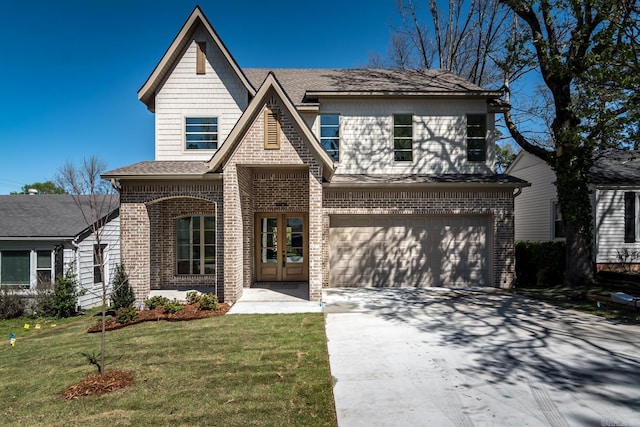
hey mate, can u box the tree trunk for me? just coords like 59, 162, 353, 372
552, 134, 594, 286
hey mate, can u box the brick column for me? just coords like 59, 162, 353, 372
223, 165, 244, 303
120, 201, 150, 305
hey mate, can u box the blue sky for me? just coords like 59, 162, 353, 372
0, 0, 402, 194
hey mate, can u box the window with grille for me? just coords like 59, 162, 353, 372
393, 114, 413, 161
466, 114, 487, 162
186, 117, 218, 150
320, 114, 340, 161
176, 215, 216, 275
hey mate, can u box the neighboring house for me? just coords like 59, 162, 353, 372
102, 7, 528, 304
0, 194, 120, 308
507, 149, 640, 271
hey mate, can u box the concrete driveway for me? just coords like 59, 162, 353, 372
322, 288, 640, 427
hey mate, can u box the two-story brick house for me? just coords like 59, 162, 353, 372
103, 6, 528, 304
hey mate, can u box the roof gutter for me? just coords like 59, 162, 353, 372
323, 181, 531, 190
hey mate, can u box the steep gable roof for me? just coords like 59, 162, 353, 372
0, 195, 119, 239
207, 72, 335, 181
138, 6, 255, 112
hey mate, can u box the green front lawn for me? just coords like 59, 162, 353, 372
0, 313, 337, 426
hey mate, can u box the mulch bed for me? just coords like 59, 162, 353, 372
64, 370, 134, 399
87, 303, 231, 333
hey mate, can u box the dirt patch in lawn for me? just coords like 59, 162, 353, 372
87, 303, 231, 333
64, 370, 134, 399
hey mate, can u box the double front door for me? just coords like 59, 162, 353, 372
255, 213, 308, 282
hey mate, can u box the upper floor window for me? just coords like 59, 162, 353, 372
552, 202, 565, 239
186, 117, 218, 150
393, 114, 413, 162
320, 114, 340, 161
466, 114, 487, 162
176, 215, 216, 275
624, 192, 637, 243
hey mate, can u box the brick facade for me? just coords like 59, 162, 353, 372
118, 94, 517, 304
119, 181, 223, 303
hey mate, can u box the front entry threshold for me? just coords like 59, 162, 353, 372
250, 282, 310, 301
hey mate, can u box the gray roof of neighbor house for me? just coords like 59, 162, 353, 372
590, 150, 640, 185
243, 68, 501, 106
0, 194, 119, 239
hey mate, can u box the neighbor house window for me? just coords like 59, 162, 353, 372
320, 114, 340, 161
186, 117, 218, 150
467, 114, 487, 162
624, 192, 636, 243
176, 215, 216, 275
393, 114, 413, 161
93, 244, 107, 284
196, 42, 206, 74
0, 251, 30, 286
36, 250, 53, 286
552, 202, 565, 239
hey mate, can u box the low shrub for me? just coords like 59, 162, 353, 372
515, 240, 566, 287
197, 293, 218, 311
186, 291, 200, 305
40, 267, 82, 318
0, 289, 26, 320
163, 300, 183, 314
145, 296, 170, 310
115, 306, 139, 324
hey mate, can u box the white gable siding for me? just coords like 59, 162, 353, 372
155, 25, 248, 161
593, 188, 640, 264
313, 98, 495, 175
509, 152, 558, 241
76, 216, 120, 309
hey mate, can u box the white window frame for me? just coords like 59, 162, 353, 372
551, 201, 565, 240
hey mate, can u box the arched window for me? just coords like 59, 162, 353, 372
176, 215, 215, 275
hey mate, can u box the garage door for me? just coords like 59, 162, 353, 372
329, 215, 490, 287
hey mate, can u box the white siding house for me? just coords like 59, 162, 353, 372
508, 149, 640, 270
506, 151, 562, 241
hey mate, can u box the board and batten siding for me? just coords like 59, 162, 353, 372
312, 98, 495, 175
508, 152, 558, 242
76, 215, 120, 309
154, 25, 248, 161
593, 188, 640, 264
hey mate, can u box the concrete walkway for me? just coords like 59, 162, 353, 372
322, 288, 640, 427
227, 285, 323, 314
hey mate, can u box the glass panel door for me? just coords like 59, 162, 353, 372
256, 214, 308, 282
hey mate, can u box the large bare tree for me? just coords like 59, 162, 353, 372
500, 0, 640, 285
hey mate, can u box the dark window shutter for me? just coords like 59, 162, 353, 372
624, 192, 636, 243
54, 245, 64, 278
196, 42, 206, 75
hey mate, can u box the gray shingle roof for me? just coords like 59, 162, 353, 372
590, 150, 640, 185
102, 161, 212, 177
0, 194, 119, 239
243, 69, 498, 105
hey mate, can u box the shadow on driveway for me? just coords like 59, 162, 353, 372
323, 288, 640, 427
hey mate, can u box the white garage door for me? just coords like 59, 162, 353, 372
329, 215, 491, 287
